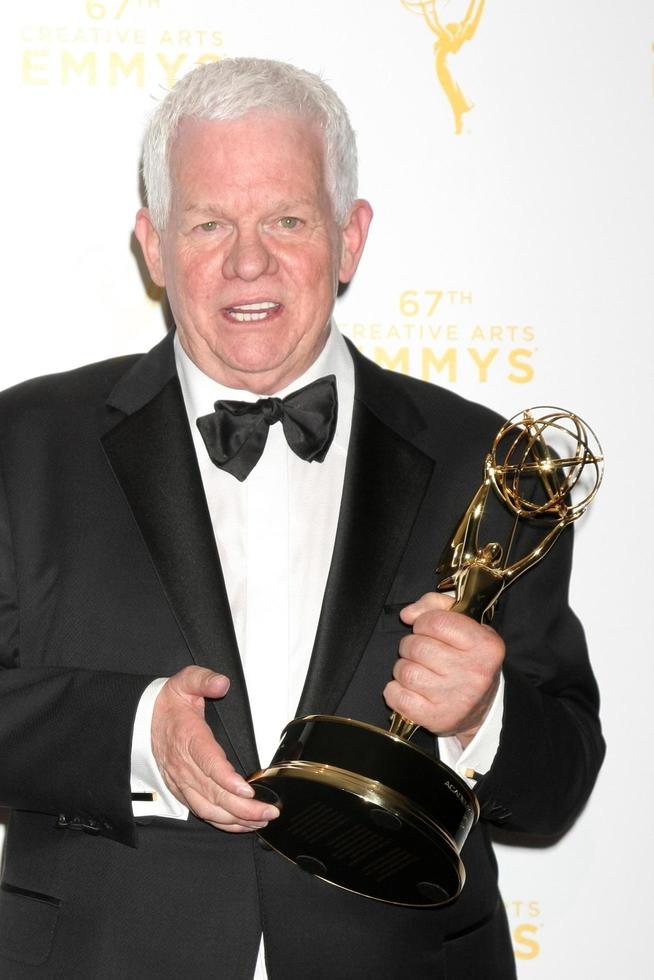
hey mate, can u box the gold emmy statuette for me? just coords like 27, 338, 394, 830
401, 0, 486, 134
249, 408, 603, 906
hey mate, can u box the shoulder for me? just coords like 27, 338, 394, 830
349, 343, 505, 458
0, 356, 145, 458
0, 355, 141, 417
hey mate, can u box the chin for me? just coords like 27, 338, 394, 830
222, 338, 302, 377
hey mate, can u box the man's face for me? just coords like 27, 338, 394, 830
136, 113, 372, 392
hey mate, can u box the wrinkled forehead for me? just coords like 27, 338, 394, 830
169, 110, 327, 172
166, 112, 330, 209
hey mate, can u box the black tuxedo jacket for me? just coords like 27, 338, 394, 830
0, 333, 604, 979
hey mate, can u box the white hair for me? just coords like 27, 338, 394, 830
142, 57, 359, 230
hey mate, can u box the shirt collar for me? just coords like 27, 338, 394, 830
174, 324, 354, 455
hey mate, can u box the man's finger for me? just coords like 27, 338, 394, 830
400, 592, 454, 625
169, 665, 231, 701
182, 785, 278, 831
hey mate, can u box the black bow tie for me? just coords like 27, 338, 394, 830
196, 375, 338, 482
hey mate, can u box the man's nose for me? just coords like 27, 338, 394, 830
222, 228, 278, 280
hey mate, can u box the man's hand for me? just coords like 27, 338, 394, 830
383, 592, 504, 747
151, 666, 279, 832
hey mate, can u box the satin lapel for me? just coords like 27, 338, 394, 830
101, 364, 259, 775
297, 392, 434, 718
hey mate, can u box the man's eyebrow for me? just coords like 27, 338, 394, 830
183, 198, 317, 215
267, 197, 316, 211
184, 202, 224, 214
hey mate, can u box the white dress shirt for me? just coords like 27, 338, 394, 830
130, 326, 503, 979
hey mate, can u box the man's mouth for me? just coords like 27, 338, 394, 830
224, 302, 281, 323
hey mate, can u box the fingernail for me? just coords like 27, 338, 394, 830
263, 807, 279, 820
235, 784, 254, 798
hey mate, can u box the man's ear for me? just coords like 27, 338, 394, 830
134, 208, 165, 287
338, 199, 373, 284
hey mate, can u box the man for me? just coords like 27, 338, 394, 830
0, 58, 603, 979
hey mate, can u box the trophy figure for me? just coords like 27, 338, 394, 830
249, 408, 603, 906
401, 0, 486, 134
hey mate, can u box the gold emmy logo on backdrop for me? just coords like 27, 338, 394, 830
249, 408, 603, 907
506, 900, 543, 961
401, 0, 485, 134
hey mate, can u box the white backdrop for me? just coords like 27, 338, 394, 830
2, 2, 653, 975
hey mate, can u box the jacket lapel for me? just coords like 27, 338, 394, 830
98, 334, 435, 766
100, 334, 259, 775
297, 348, 435, 717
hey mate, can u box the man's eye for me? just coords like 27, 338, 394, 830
199, 221, 217, 232
279, 216, 301, 229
